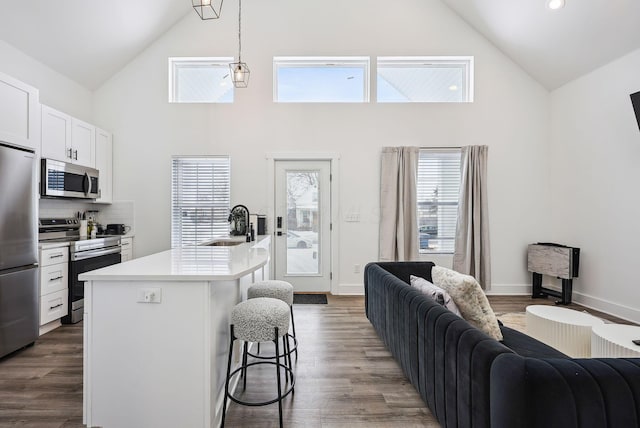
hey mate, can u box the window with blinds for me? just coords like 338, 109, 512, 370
417, 149, 461, 254
171, 156, 231, 248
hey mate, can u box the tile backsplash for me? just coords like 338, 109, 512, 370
39, 199, 135, 234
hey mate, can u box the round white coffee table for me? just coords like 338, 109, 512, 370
526, 305, 605, 357
592, 324, 640, 357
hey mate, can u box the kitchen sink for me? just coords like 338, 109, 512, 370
204, 241, 243, 246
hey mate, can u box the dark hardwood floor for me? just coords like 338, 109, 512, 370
0, 295, 631, 427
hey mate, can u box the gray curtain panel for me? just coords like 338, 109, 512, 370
453, 145, 491, 289
379, 146, 419, 261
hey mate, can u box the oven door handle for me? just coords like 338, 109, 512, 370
72, 246, 121, 261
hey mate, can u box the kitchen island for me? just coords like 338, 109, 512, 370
80, 236, 270, 428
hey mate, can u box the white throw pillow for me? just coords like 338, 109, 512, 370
410, 275, 462, 317
431, 266, 503, 341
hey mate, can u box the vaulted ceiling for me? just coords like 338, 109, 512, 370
0, 0, 190, 90
0, 0, 639, 91
442, 0, 640, 90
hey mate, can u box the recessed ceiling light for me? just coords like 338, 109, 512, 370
547, 0, 565, 10
449, 85, 458, 91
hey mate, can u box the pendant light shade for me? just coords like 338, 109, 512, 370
229, 62, 250, 88
192, 0, 223, 20
230, 0, 249, 88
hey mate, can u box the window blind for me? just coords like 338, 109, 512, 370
417, 149, 461, 254
171, 156, 230, 248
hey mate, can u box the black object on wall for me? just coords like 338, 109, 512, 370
631, 91, 640, 132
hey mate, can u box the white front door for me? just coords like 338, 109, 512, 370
274, 160, 331, 292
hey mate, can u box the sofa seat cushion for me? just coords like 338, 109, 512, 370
500, 325, 569, 358
432, 266, 503, 341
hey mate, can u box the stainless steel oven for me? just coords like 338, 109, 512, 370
64, 237, 121, 324
41, 158, 99, 199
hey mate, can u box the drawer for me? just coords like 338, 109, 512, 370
40, 263, 68, 295
40, 288, 68, 326
121, 248, 132, 262
40, 247, 69, 267
121, 237, 133, 261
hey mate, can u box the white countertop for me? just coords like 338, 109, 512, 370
79, 235, 270, 282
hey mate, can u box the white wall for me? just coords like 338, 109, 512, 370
549, 48, 640, 322
93, 0, 550, 293
0, 40, 93, 122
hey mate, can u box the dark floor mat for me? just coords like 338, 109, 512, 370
293, 293, 328, 304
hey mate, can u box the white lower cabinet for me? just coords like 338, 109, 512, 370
39, 245, 69, 334
40, 289, 69, 326
40, 263, 69, 295
121, 237, 134, 261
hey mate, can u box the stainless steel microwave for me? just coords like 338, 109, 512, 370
41, 159, 99, 199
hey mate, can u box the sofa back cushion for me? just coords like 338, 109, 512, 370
432, 266, 503, 340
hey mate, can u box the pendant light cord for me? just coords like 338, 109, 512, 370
238, 0, 242, 63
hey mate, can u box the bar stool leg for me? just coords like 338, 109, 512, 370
242, 341, 248, 391
221, 325, 235, 428
274, 327, 283, 428
285, 335, 293, 384
290, 306, 298, 359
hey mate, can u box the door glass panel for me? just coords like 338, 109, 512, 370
286, 171, 319, 275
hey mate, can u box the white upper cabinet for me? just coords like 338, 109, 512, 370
41, 105, 72, 161
94, 128, 113, 204
0, 71, 39, 151
41, 104, 96, 168
71, 118, 95, 168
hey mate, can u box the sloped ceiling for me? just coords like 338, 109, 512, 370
0, 1, 639, 91
0, 0, 190, 90
442, 0, 640, 90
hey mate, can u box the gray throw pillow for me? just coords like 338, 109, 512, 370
431, 266, 503, 341
410, 275, 462, 317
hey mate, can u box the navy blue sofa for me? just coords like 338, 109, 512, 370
364, 261, 640, 428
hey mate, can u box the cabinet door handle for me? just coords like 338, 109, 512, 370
49, 303, 63, 310
121, 242, 129, 246
73, 150, 78, 160
49, 254, 64, 259
49, 276, 63, 282
67, 148, 73, 159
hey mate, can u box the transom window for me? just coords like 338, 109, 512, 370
377, 57, 474, 103
171, 156, 231, 247
273, 57, 370, 103
168, 57, 234, 103
417, 148, 462, 254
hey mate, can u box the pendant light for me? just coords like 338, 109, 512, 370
192, 0, 223, 20
229, 0, 250, 88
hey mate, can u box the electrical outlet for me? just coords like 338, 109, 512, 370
137, 288, 162, 303
353, 264, 360, 273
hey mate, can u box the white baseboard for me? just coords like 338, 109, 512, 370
336, 283, 364, 295
572, 291, 640, 324
339, 280, 640, 324
39, 319, 62, 336
485, 284, 531, 295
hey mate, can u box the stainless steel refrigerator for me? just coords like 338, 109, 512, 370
0, 142, 39, 359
